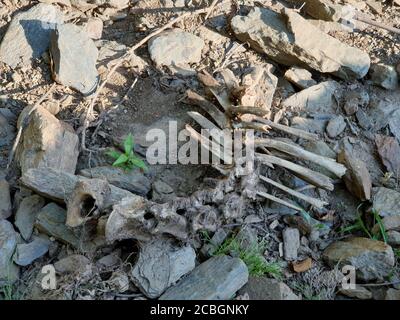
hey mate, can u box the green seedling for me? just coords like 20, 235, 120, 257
107, 134, 148, 172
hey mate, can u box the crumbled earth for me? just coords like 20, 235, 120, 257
1, 0, 400, 301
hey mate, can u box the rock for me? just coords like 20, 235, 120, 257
16, 106, 79, 175
0, 179, 12, 219
370, 63, 398, 90
50, 23, 99, 95
0, 114, 15, 147
191, 205, 220, 233
387, 231, 400, 246
131, 237, 196, 298
54, 254, 91, 274
108, 271, 130, 293
15, 195, 45, 240
290, 0, 342, 21
151, 179, 176, 203
282, 227, 300, 261
200, 228, 228, 258
375, 134, 400, 175
339, 285, 372, 300
0, 220, 19, 284
385, 288, 400, 300
79, 166, 151, 196
389, 109, 400, 143
343, 89, 369, 116
372, 187, 400, 217
84, 18, 103, 39
13, 236, 51, 266
148, 28, 204, 74
338, 146, 371, 201
35, 203, 81, 248
0, 108, 17, 123
238, 277, 300, 300
160, 255, 248, 300
221, 193, 244, 220
282, 81, 339, 114
291, 117, 328, 134
304, 140, 337, 178
292, 258, 313, 273
323, 237, 395, 281
326, 115, 346, 138
239, 64, 278, 110
231, 8, 370, 80
372, 216, 400, 234
0, 3, 64, 67
284, 67, 317, 89
96, 252, 120, 269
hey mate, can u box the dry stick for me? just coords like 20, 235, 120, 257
254, 138, 347, 178
355, 13, 400, 35
259, 175, 328, 208
256, 153, 334, 191
7, 83, 57, 169
205, 0, 221, 20
257, 191, 303, 212
82, 3, 229, 151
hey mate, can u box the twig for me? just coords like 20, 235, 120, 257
7, 83, 56, 169
81, 1, 230, 152
205, 0, 221, 21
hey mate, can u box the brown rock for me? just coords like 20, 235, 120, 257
339, 285, 372, 300
375, 134, 400, 175
338, 147, 372, 201
16, 106, 79, 175
292, 258, 313, 273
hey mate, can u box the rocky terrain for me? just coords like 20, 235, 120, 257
1, 0, 400, 301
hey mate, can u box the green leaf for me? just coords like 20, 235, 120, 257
113, 154, 129, 167
129, 156, 148, 171
123, 134, 134, 155
107, 150, 122, 160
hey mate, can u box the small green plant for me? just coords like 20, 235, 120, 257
211, 234, 282, 279
340, 204, 387, 243
107, 134, 147, 172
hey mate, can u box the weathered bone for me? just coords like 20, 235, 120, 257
254, 138, 346, 178
259, 175, 328, 208
256, 153, 334, 190
257, 191, 303, 211
186, 90, 229, 129
66, 179, 111, 227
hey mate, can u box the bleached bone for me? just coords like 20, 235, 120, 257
254, 138, 346, 178
256, 153, 334, 190
257, 191, 303, 211
187, 111, 224, 135
186, 124, 233, 164
66, 179, 111, 227
259, 175, 328, 209
186, 90, 229, 129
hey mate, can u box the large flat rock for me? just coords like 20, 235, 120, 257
160, 255, 248, 300
0, 3, 64, 68
231, 8, 370, 80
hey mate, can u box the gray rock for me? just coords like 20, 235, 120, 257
231, 8, 370, 80
131, 237, 196, 298
323, 237, 395, 281
385, 288, 400, 300
291, 117, 328, 134
79, 166, 151, 196
0, 3, 64, 68
283, 227, 300, 261
282, 81, 339, 114
0, 114, 15, 147
34, 203, 81, 248
372, 216, 400, 234
160, 255, 248, 300
387, 231, 400, 246
236, 226, 258, 251
370, 63, 398, 90
0, 108, 17, 123
148, 28, 204, 74
15, 195, 45, 240
151, 179, 176, 203
0, 220, 19, 284
372, 187, 400, 217
50, 23, 99, 95
326, 115, 346, 138
200, 228, 228, 258
16, 106, 79, 175
238, 277, 300, 300
54, 254, 91, 274
284, 67, 316, 89
0, 179, 12, 219
343, 89, 369, 116
339, 285, 372, 300
13, 236, 51, 266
